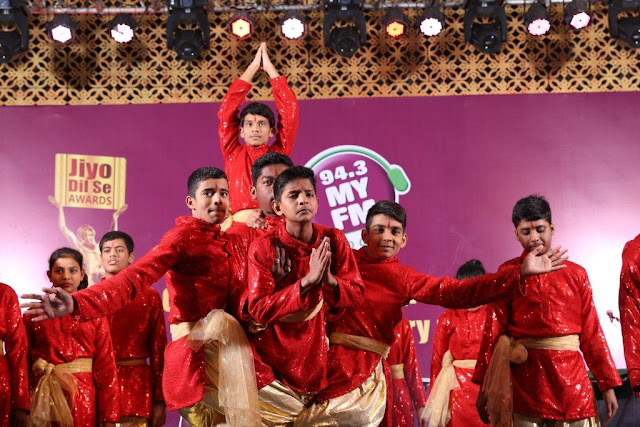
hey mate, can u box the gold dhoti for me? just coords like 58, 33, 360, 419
482, 335, 580, 427
171, 309, 260, 427
29, 357, 93, 427
513, 414, 599, 427
116, 416, 149, 427
257, 380, 316, 427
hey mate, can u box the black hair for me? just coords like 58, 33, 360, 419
273, 166, 316, 202
239, 102, 276, 129
187, 167, 227, 198
78, 275, 89, 290
456, 259, 486, 280
99, 231, 134, 253
511, 194, 552, 228
48, 247, 83, 272
365, 200, 407, 231
251, 152, 294, 185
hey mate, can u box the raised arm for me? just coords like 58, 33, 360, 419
48, 196, 78, 247
109, 203, 128, 231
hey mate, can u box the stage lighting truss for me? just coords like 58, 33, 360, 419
419, 3, 446, 37
609, 0, 640, 47
166, 0, 210, 61
383, 7, 408, 38
323, 0, 367, 57
464, 0, 508, 54
524, 1, 551, 36
565, 0, 592, 29
281, 10, 305, 40
108, 14, 137, 43
229, 10, 254, 40
48, 14, 77, 44
0, 0, 28, 63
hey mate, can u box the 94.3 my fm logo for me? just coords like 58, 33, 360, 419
305, 145, 411, 249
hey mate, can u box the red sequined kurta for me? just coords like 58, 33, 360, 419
217, 77, 299, 213
108, 286, 166, 419
472, 255, 622, 420
0, 283, 29, 427
431, 307, 488, 427
620, 234, 640, 393
388, 318, 427, 427
71, 216, 232, 411
247, 222, 364, 393
23, 312, 120, 424
318, 247, 523, 404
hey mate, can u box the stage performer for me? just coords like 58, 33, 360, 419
99, 231, 167, 427
388, 318, 426, 427
297, 200, 569, 427
22, 168, 260, 427
619, 233, 640, 397
218, 42, 299, 223
0, 283, 29, 427
425, 259, 488, 427
246, 166, 364, 425
23, 248, 119, 426
474, 195, 621, 426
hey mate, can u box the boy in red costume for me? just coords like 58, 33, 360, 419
99, 231, 167, 426
24, 248, 119, 426
218, 42, 298, 220
426, 259, 489, 427
298, 200, 568, 426
388, 318, 426, 427
0, 283, 29, 427
619, 233, 640, 396
22, 168, 260, 427
474, 195, 621, 426
246, 166, 364, 425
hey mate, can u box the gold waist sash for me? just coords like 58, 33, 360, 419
328, 332, 391, 358
116, 358, 147, 366
482, 334, 580, 427
248, 298, 325, 334
220, 209, 259, 231
30, 357, 93, 427
390, 364, 404, 379
423, 350, 477, 427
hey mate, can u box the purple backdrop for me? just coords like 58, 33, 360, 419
1, 91, 639, 424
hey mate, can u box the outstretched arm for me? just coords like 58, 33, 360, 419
268, 45, 299, 155
48, 196, 78, 247
109, 203, 128, 231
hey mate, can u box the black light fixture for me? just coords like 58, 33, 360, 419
565, 0, 592, 30
48, 14, 77, 44
0, 0, 28, 63
166, 0, 209, 61
281, 10, 306, 40
524, 1, 551, 36
609, 0, 640, 48
383, 7, 408, 38
108, 14, 137, 44
323, 0, 367, 57
419, 3, 446, 37
464, 0, 508, 54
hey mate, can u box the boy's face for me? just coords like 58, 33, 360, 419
515, 218, 554, 254
240, 114, 275, 147
251, 163, 290, 216
186, 178, 229, 224
101, 238, 134, 277
362, 214, 407, 260
272, 178, 318, 224
47, 257, 85, 294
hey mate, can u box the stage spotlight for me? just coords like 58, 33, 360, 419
383, 7, 408, 38
166, 0, 209, 61
323, 0, 367, 57
609, 0, 640, 48
464, 0, 508, 54
0, 0, 28, 63
524, 2, 551, 36
108, 14, 137, 43
48, 14, 77, 44
419, 5, 445, 37
564, 0, 592, 30
229, 11, 254, 40
281, 10, 305, 40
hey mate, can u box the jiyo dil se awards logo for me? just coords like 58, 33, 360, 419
306, 145, 411, 249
